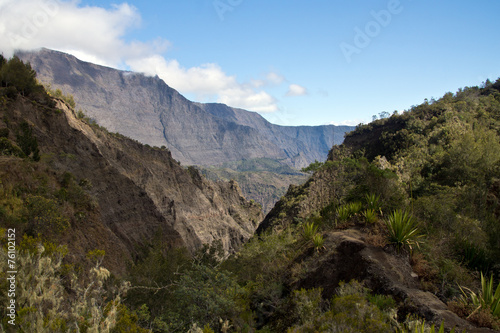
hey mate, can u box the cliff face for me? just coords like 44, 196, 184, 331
17, 49, 354, 169
1, 94, 262, 273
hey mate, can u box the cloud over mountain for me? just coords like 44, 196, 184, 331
0, 0, 292, 113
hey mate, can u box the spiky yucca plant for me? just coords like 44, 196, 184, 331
384, 210, 422, 253
312, 233, 325, 252
362, 209, 378, 224
336, 205, 351, 221
302, 222, 319, 241
365, 193, 382, 211
347, 201, 363, 216
459, 272, 500, 319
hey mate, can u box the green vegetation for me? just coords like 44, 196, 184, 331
46, 85, 76, 109
0, 235, 134, 332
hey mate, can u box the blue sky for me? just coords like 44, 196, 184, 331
1, 0, 499, 126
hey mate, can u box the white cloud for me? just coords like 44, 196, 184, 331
286, 84, 308, 97
329, 118, 367, 126
0, 0, 280, 113
0, 0, 165, 67
126, 55, 278, 112
266, 72, 285, 85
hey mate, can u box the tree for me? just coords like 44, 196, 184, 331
0, 54, 6, 70
0, 56, 39, 96
16, 121, 40, 161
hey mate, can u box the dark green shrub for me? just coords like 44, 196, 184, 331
0, 137, 24, 157
24, 195, 70, 234
16, 121, 40, 161
0, 127, 9, 138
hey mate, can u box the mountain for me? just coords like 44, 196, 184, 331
17, 48, 354, 169
0, 60, 262, 274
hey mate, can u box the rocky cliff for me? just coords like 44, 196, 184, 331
1, 92, 262, 274
17, 49, 354, 169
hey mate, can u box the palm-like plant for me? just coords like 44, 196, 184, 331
384, 210, 422, 253
347, 201, 363, 216
336, 202, 363, 222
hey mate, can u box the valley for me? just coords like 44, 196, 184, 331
1, 54, 500, 332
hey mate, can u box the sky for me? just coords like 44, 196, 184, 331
0, 0, 499, 126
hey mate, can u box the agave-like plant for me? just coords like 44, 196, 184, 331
459, 272, 500, 319
336, 205, 351, 221
365, 193, 382, 211
362, 208, 378, 224
347, 201, 363, 216
312, 233, 325, 252
302, 222, 319, 241
384, 210, 422, 253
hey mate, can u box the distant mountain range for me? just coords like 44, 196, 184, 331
18, 49, 354, 169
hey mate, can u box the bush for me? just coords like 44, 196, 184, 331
0, 137, 24, 157
24, 195, 70, 234
173, 264, 244, 331
0, 237, 129, 332
287, 281, 395, 333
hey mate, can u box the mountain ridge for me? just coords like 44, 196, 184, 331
17, 48, 354, 169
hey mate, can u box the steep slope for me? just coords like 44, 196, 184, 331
254, 79, 500, 331
17, 49, 354, 169
0, 77, 262, 274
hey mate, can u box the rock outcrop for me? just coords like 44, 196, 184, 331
294, 230, 496, 332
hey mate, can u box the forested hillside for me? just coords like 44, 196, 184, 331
256, 78, 500, 331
